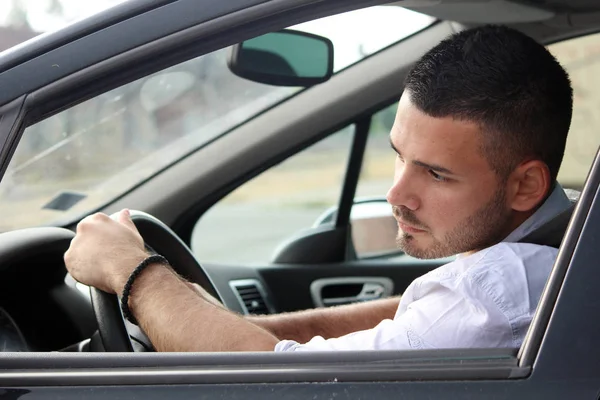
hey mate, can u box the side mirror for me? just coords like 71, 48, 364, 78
228, 29, 334, 87
314, 198, 400, 259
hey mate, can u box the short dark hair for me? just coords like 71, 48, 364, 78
404, 25, 573, 183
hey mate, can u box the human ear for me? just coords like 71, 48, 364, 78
508, 160, 551, 212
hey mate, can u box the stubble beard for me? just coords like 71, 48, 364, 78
394, 187, 511, 259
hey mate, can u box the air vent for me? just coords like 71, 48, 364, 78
229, 280, 273, 315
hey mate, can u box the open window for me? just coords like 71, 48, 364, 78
0, 0, 597, 396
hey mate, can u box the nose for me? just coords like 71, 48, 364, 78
386, 162, 420, 211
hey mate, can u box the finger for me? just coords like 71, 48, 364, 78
64, 235, 79, 262
117, 209, 137, 231
76, 216, 93, 233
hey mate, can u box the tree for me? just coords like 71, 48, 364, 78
5, 0, 30, 30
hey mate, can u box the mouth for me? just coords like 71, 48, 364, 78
397, 220, 426, 234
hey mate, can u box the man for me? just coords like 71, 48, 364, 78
65, 24, 574, 352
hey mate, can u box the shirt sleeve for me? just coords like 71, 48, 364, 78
274, 271, 513, 352
274, 317, 416, 351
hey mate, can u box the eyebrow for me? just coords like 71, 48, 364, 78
389, 137, 455, 175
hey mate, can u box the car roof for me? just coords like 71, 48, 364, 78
2, 0, 600, 107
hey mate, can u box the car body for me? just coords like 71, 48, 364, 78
0, 0, 598, 398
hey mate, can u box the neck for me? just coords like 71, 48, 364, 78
458, 184, 555, 258
504, 209, 536, 238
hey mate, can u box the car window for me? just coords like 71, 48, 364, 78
0, 6, 434, 232
350, 103, 399, 259
191, 126, 353, 264
549, 33, 600, 189
190, 103, 403, 264
356, 103, 397, 200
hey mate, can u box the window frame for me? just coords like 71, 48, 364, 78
0, 0, 597, 394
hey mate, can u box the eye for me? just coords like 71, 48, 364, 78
429, 170, 447, 182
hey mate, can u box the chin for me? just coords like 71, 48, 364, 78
397, 234, 424, 256
398, 235, 456, 259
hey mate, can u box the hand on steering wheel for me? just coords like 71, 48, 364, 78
68, 210, 222, 352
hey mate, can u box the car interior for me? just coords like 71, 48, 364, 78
0, 0, 598, 356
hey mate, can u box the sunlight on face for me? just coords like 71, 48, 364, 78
386, 93, 513, 259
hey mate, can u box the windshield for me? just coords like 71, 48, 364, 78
0, 5, 434, 231
0, 0, 127, 49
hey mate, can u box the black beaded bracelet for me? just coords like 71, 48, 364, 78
121, 254, 169, 325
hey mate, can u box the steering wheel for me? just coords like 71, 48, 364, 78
89, 210, 222, 352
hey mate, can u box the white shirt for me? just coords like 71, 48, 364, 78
274, 184, 573, 352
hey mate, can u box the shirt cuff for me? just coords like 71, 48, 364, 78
274, 336, 330, 352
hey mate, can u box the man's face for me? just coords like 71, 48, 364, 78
386, 93, 513, 259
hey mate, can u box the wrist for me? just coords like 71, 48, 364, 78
120, 255, 172, 325
110, 251, 151, 294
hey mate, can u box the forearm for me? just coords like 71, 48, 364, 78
126, 264, 278, 352
248, 297, 400, 343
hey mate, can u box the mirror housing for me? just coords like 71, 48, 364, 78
314, 198, 400, 259
228, 29, 334, 87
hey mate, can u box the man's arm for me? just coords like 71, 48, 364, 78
246, 297, 400, 343
65, 210, 399, 351
125, 264, 278, 352
64, 210, 278, 352
187, 283, 400, 342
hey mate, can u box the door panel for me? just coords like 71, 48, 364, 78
258, 259, 444, 312
204, 258, 444, 314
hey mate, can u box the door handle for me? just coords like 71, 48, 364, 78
310, 277, 394, 307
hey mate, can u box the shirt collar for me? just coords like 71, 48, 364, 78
502, 182, 573, 243
455, 183, 573, 260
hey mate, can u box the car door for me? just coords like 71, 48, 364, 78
0, 0, 599, 399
